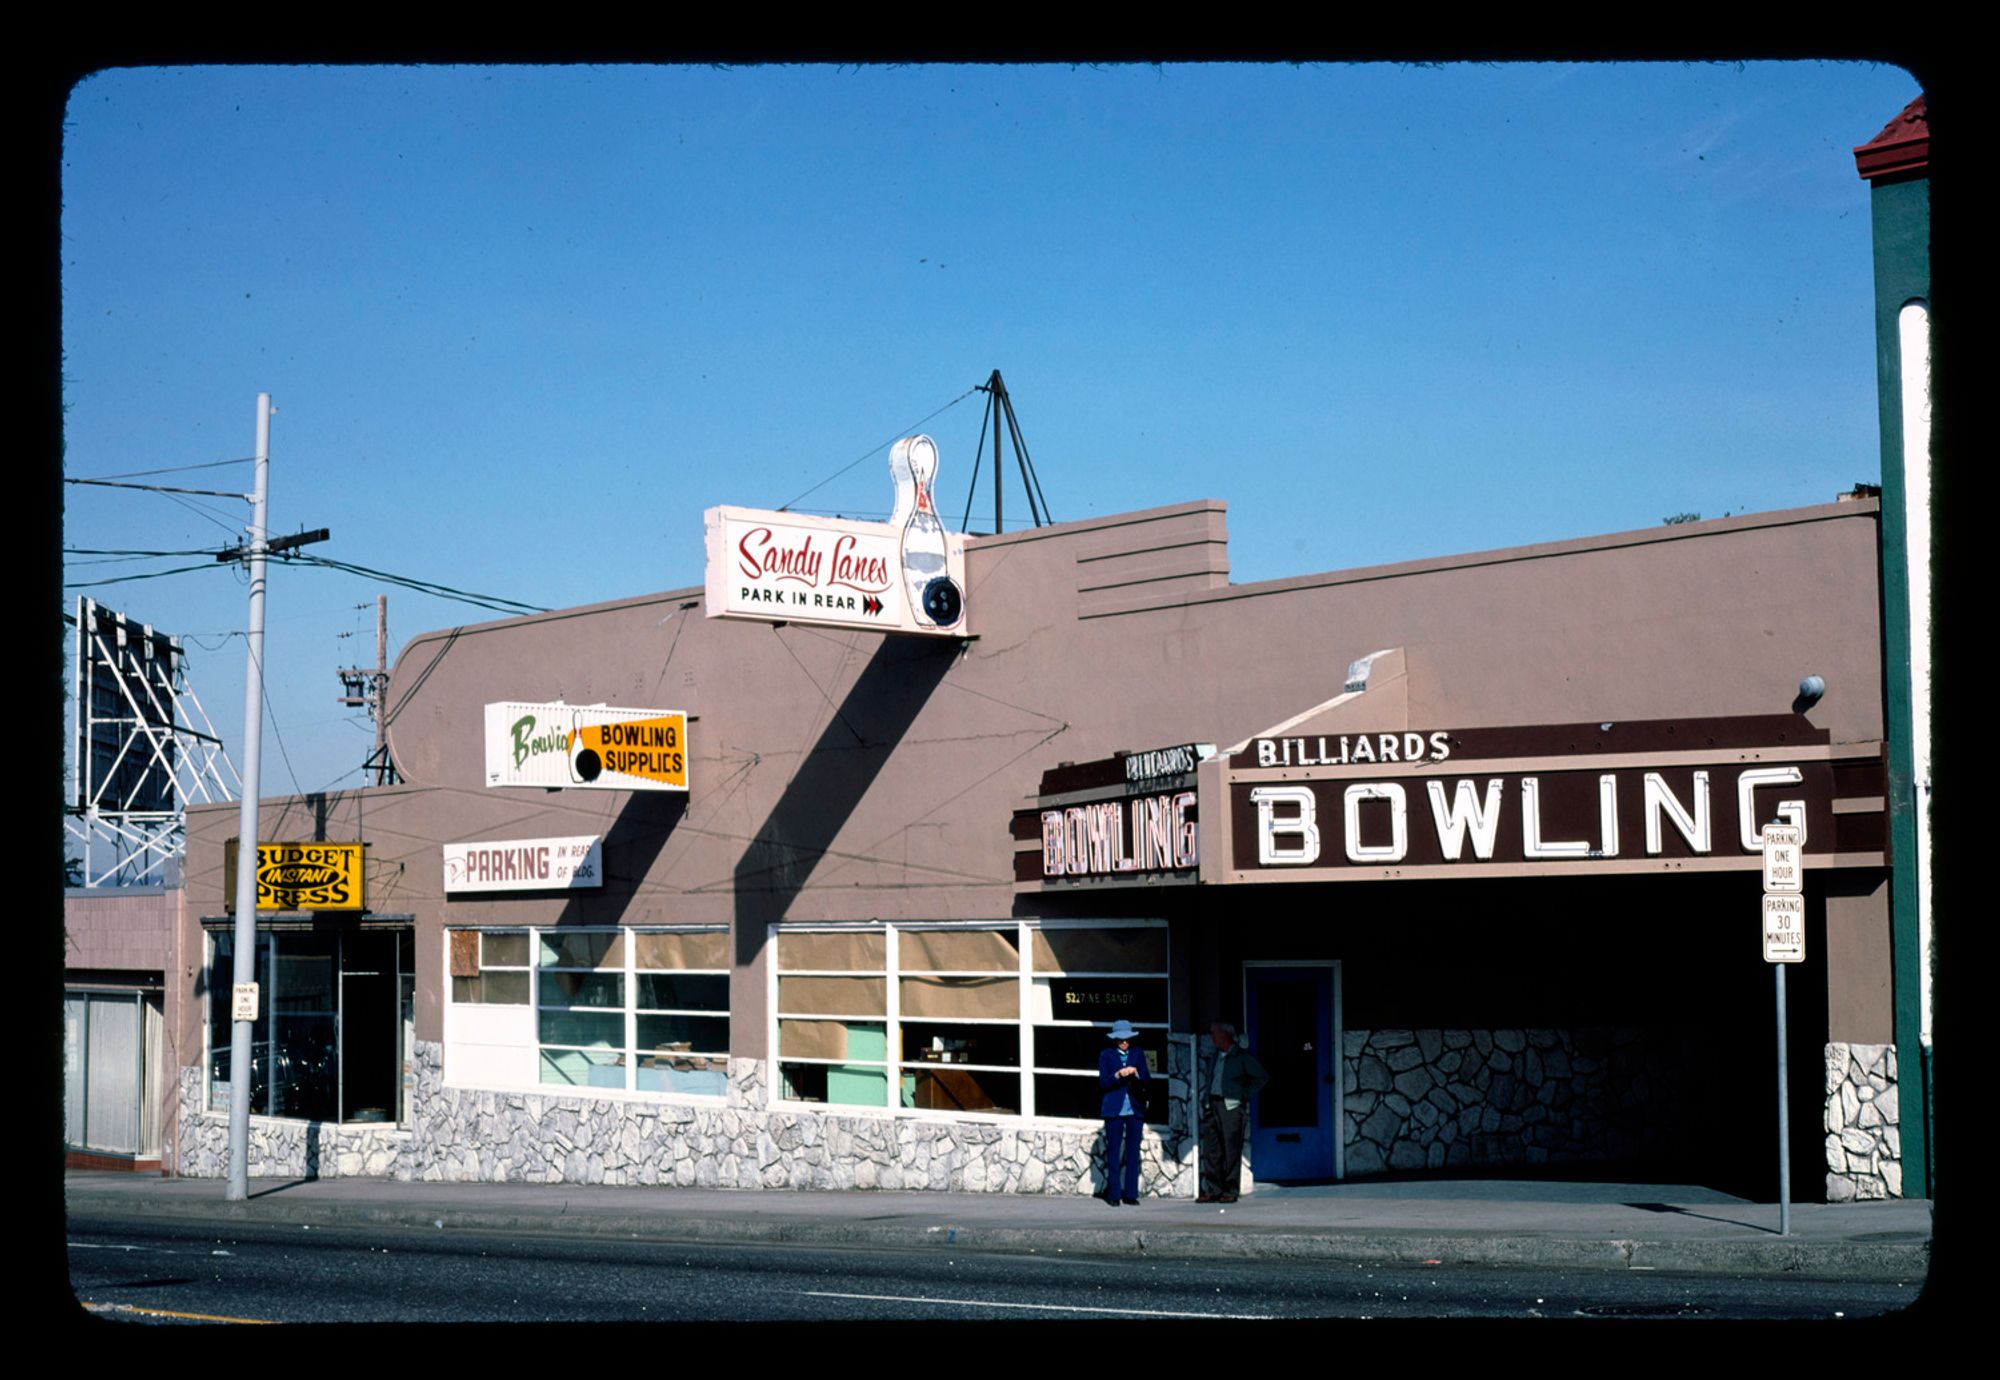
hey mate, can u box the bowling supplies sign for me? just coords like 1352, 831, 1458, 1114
703, 435, 970, 636
484, 702, 689, 792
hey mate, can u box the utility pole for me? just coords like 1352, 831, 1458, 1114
219, 395, 330, 1201
338, 595, 399, 785
223, 393, 271, 1203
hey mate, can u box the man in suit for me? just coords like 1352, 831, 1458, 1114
1098, 1019, 1152, 1206
1199, 1021, 1269, 1203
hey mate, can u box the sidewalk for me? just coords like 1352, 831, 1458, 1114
64, 1172, 1932, 1282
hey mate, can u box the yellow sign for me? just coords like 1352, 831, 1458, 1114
485, 703, 689, 792
569, 714, 688, 790
226, 840, 365, 912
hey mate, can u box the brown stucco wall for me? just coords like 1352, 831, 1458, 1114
1824, 873, 1895, 1043
65, 886, 190, 1166
180, 497, 1886, 1061
65, 886, 177, 973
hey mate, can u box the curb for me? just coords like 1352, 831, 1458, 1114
64, 1191, 1929, 1282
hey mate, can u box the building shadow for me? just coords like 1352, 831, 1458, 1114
1622, 1201, 1781, 1234
553, 792, 691, 925
248, 1174, 320, 1199
732, 635, 959, 966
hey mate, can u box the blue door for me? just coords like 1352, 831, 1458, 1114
1246, 965, 1337, 1182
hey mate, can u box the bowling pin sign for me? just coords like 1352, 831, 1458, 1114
890, 435, 965, 630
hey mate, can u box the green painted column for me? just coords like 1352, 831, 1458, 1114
1865, 166, 1930, 1199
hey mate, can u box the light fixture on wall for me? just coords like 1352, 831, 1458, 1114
1796, 675, 1826, 711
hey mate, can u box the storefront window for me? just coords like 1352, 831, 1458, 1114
207, 930, 270, 1117
773, 921, 1167, 1122
207, 926, 414, 1125
446, 926, 729, 1098
65, 988, 164, 1156
1031, 925, 1168, 1124
451, 930, 529, 1005
537, 929, 624, 1086
634, 929, 729, 1096
776, 928, 889, 1107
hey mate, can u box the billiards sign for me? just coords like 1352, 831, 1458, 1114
1212, 715, 1886, 884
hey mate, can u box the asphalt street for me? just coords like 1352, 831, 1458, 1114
67, 1216, 1923, 1324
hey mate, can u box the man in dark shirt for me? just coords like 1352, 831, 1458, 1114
1199, 1021, 1269, 1203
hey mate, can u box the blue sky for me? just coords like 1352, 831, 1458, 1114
61, 61, 1919, 802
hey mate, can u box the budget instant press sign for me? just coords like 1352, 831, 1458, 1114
704, 435, 969, 636
223, 839, 365, 912
485, 702, 688, 791
443, 835, 604, 893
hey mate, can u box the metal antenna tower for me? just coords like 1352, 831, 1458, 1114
958, 369, 1054, 535
337, 594, 400, 786
65, 597, 240, 887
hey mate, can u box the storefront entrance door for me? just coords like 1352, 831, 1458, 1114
1245, 963, 1340, 1182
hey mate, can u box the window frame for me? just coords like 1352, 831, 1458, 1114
202, 922, 415, 1128
769, 918, 1169, 1126
444, 924, 731, 1103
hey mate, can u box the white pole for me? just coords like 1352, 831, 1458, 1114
225, 394, 271, 1202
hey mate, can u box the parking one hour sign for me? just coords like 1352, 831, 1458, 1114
1760, 821, 1804, 894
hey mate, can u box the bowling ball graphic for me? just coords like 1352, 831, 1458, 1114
921, 576, 964, 629
572, 747, 603, 782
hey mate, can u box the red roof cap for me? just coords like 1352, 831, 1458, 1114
1854, 94, 1928, 182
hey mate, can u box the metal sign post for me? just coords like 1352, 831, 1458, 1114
1761, 820, 1804, 1236
1774, 961, 1790, 1237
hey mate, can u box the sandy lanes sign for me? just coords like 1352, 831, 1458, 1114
703, 436, 969, 637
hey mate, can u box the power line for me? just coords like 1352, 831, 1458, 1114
73, 457, 257, 482
64, 553, 206, 569
159, 488, 250, 537
288, 552, 548, 616
249, 640, 307, 801
64, 546, 223, 570
63, 545, 543, 619
64, 477, 251, 499
63, 561, 225, 591
65, 472, 251, 537
777, 385, 982, 512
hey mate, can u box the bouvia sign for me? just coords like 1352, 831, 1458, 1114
484, 702, 689, 792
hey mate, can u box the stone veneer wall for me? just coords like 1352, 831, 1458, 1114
179, 1029, 1808, 1193
1340, 1029, 1694, 1176
1825, 1042, 1901, 1200
175, 1066, 411, 1178
176, 1041, 1199, 1196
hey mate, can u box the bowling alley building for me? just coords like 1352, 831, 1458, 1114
165, 483, 1916, 1202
